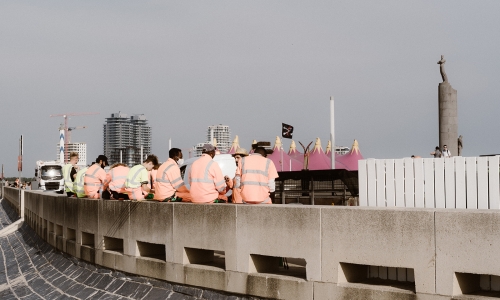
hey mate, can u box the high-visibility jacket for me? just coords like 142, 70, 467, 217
154, 158, 185, 200
74, 167, 88, 198
232, 178, 243, 203
237, 154, 279, 204
188, 154, 226, 203
104, 165, 129, 194
125, 165, 148, 200
84, 164, 107, 199
62, 163, 75, 193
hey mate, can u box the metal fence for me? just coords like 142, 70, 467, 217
275, 169, 358, 205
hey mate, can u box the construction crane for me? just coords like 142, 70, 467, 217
50, 112, 99, 163
67, 126, 87, 144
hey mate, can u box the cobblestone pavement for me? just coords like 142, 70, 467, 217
0, 201, 263, 300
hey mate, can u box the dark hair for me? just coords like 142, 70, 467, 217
254, 147, 267, 157
145, 154, 159, 166
169, 148, 182, 159
435, 146, 440, 150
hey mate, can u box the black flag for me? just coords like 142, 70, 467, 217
282, 123, 294, 139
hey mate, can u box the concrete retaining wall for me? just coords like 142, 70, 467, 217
7, 187, 500, 299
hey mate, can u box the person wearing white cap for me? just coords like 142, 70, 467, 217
225, 148, 248, 203
188, 144, 227, 203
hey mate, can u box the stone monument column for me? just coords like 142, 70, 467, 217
438, 55, 458, 156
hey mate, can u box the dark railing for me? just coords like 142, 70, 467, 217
275, 169, 358, 205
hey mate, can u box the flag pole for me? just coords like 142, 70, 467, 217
330, 96, 335, 169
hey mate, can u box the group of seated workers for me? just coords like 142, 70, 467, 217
63, 144, 278, 204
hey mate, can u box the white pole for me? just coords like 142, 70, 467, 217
330, 96, 335, 169
140, 146, 143, 162
169, 138, 171, 150
210, 127, 214, 146
120, 150, 122, 163
280, 145, 283, 171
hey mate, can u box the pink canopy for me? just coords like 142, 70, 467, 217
268, 137, 302, 171
227, 135, 240, 154
288, 140, 304, 163
307, 138, 332, 170
336, 140, 364, 171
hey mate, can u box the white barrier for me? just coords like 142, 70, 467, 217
359, 156, 500, 209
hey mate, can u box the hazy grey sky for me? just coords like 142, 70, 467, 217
1, 1, 500, 176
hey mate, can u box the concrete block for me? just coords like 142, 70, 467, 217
321, 206, 435, 294
64, 197, 79, 233
115, 253, 136, 274
56, 235, 64, 251
435, 210, 500, 296
78, 199, 99, 238
173, 203, 237, 270
98, 201, 129, 253
314, 281, 448, 300
129, 201, 173, 261
184, 264, 227, 291
66, 240, 77, 257
42, 196, 57, 224
225, 270, 248, 295
136, 257, 167, 280
101, 250, 116, 269
80, 245, 96, 264
236, 205, 322, 281
246, 273, 313, 300
165, 262, 185, 284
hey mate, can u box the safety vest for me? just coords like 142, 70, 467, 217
189, 154, 225, 203
154, 158, 184, 200
239, 154, 275, 204
108, 166, 129, 193
62, 164, 74, 192
84, 164, 106, 198
125, 165, 147, 189
73, 167, 88, 198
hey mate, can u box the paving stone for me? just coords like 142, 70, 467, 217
74, 268, 93, 283
75, 287, 98, 299
168, 292, 197, 300
173, 285, 203, 298
142, 288, 172, 300
130, 284, 152, 299
115, 280, 141, 297
93, 275, 115, 290
105, 279, 126, 293
94, 291, 122, 300
12, 283, 33, 297
65, 282, 86, 297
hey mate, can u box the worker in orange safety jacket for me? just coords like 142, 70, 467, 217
188, 144, 227, 203
84, 155, 108, 199
102, 163, 130, 200
154, 148, 192, 202
235, 147, 279, 204
125, 155, 159, 200
224, 147, 249, 203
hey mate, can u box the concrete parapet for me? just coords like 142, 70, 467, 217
435, 209, 500, 297
321, 206, 436, 294
15, 190, 500, 299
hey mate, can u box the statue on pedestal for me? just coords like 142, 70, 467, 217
437, 55, 448, 83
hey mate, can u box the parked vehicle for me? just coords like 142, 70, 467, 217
33, 160, 64, 192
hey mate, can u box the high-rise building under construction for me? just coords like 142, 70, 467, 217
103, 112, 151, 166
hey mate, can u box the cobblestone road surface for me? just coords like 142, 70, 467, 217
0, 200, 262, 300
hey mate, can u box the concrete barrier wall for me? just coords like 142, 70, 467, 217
11, 187, 500, 299
3, 186, 22, 216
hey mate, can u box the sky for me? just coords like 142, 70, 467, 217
1, 1, 500, 177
